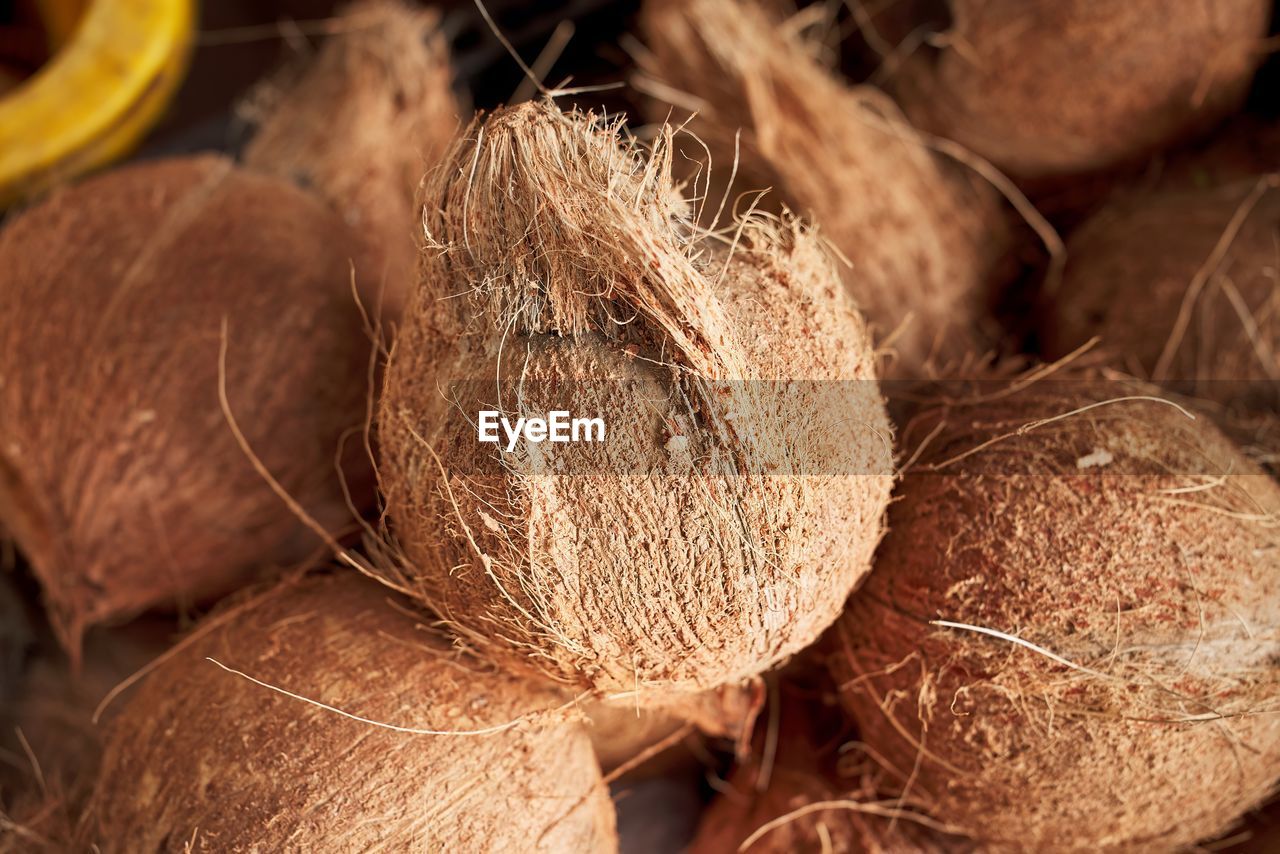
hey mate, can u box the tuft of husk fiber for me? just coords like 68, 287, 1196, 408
76, 573, 617, 853
0, 156, 375, 653
1044, 179, 1279, 412
244, 0, 463, 322
892, 0, 1271, 183
638, 0, 1014, 376
688, 688, 972, 853
377, 100, 894, 701
828, 378, 1280, 850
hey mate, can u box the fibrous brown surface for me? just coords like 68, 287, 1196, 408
244, 0, 462, 321
829, 379, 1280, 850
77, 573, 617, 853
689, 690, 972, 853
1044, 179, 1279, 414
0, 156, 375, 652
893, 0, 1270, 182
639, 0, 1012, 375
378, 101, 894, 701
0, 620, 173, 852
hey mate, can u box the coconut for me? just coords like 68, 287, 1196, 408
77, 573, 617, 852
0, 156, 375, 652
689, 690, 971, 853
638, 0, 1014, 375
377, 101, 894, 702
0, 619, 172, 852
244, 0, 462, 322
892, 0, 1271, 183
828, 378, 1280, 849
1044, 180, 1279, 415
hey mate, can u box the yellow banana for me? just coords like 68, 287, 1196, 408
0, 0, 194, 208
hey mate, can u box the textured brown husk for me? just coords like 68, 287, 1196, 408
1045, 180, 1279, 411
0, 156, 375, 652
0, 620, 173, 852
77, 573, 617, 852
829, 379, 1280, 850
378, 101, 894, 701
244, 0, 463, 321
689, 689, 972, 853
892, 0, 1270, 183
639, 0, 1013, 376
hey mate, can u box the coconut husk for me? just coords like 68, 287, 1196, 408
688, 688, 973, 853
891, 0, 1271, 184
77, 573, 617, 852
377, 100, 894, 702
1045, 179, 1279, 407
0, 156, 376, 653
638, 0, 1017, 377
828, 376, 1280, 850
244, 0, 464, 322
0, 618, 173, 853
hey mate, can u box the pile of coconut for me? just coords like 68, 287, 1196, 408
1, 0, 1277, 851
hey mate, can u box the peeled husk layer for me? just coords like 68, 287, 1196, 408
893, 0, 1270, 182
829, 379, 1280, 850
0, 157, 375, 652
378, 101, 893, 700
244, 0, 462, 320
639, 0, 1013, 375
78, 573, 617, 852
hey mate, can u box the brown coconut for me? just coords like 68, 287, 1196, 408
829, 378, 1280, 850
377, 101, 894, 702
892, 0, 1271, 183
1044, 179, 1279, 412
0, 156, 375, 652
243, 0, 463, 322
0, 619, 173, 852
689, 689, 972, 853
639, 0, 1014, 376
1041, 179, 1280, 474
77, 573, 617, 852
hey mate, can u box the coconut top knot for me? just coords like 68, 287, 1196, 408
416, 100, 743, 382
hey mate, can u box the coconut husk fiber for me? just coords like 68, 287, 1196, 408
76, 573, 617, 852
1044, 179, 1279, 414
377, 100, 894, 702
0, 619, 173, 852
243, 0, 462, 325
638, 0, 1015, 377
0, 156, 376, 653
828, 377, 1280, 850
891, 0, 1271, 184
688, 688, 973, 853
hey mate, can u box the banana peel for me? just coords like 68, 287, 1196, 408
0, 0, 194, 208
